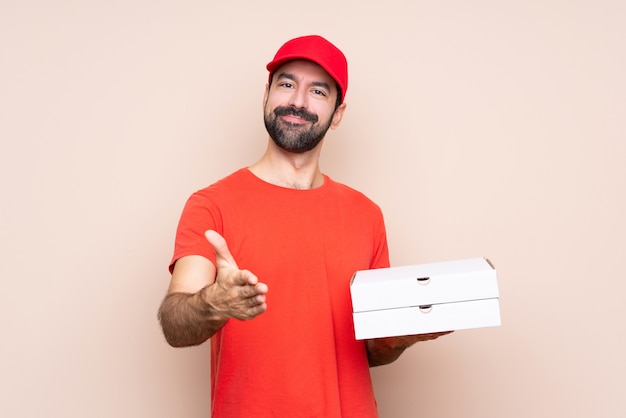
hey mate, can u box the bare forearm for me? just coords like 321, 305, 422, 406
366, 332, 454, 367
157, 287, 228, 347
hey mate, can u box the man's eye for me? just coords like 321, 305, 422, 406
279, 82, 294, 88
312, 89, 327, 96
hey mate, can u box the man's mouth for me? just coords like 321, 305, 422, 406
281, 114, 309, 125
274, 106, 318, 124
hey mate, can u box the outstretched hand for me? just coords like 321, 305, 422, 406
203, 230, 268, 320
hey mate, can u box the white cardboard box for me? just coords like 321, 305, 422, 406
350, 258, 501, 339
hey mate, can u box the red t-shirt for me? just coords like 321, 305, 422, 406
170, 168, 390, 418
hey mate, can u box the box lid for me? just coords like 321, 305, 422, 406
350, 257, 499, 312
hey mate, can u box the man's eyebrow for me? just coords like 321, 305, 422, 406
275, 72, 332, 92
276, 72, 297, 82
311, 80, 332, 91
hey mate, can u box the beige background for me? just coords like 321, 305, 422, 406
1, 1, 625, 417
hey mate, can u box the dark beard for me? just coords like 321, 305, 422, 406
264, 106, 333, 153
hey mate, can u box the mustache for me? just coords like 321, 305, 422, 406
273, 106, 318, 123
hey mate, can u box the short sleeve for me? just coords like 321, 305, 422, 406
168, 190, 222, 273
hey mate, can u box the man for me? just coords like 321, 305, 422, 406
158, 35, 450, 418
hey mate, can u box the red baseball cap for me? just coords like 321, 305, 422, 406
266, 35, 348, 103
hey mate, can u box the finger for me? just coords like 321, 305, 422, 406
238, 282, 269, 298
420, 331, 453, 340
228, 290, 268, 320
236, 268, 267, 288
244, 293, 267, 307
236, 303, 267, 320
244, 299, 268, 317
205, 230, 239, 269
255, 282, 269, 294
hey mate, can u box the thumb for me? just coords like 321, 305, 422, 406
205, 230, 239, 269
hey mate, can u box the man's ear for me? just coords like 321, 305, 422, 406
263, 83, 270, 108
330, 102, 347, 130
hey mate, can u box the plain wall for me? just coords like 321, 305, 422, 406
1, 1, 624, 417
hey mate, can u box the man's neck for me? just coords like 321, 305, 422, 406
249, 141, 324, 189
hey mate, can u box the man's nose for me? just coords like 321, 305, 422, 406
287, 87, 308, 109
